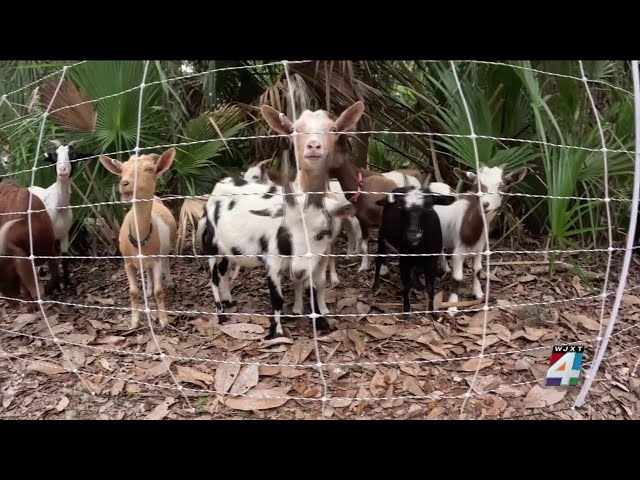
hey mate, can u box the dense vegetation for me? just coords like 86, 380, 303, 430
0, 60, 635, 255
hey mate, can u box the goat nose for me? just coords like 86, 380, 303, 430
306, 140, 321, 151
121, 180, 130, 187
483, 201, 490, 210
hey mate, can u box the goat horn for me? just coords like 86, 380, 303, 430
281, 151, 297, 208
423, 173, 432, 188
50, 140, 62, 147
67, 140, 79, 147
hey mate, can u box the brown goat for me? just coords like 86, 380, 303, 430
0, 182, 60, 308
99, 149, 178, 329
260, 101, 365, 193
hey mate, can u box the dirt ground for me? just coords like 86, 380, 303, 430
1, 233, 639, 420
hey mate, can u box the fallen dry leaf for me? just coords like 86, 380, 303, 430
358, 324, 398, 339
329, 398, 352, 408
356, 301, 371, 315
402, 376, 425, 396
225, 387, 290, 411
336, 296, 357, 311
56, 396, 70, 412
347, 330, 366, 356
230, 364, 259, 395
214, 360, 241, 393
100, 358, 113, 372
571, 276, 586, 297
258, 365, 281, 376
563, 313, 600, 332
145, 397, 176, 420
426, 406, 446, 419
261, 337, 294, 347
177, 365, 214, 388
524, 385, 567, 408
94, 336, 126, 345
622, 294, 640, 306
27, 361, 66, 375
485, 395, 508, 417
61, 333, 96, 344
111, 379, 125, 396
517, 274, 536, 283
12, 313, 38, 331
290, 340, 314, 364
523, 327, 548, 341
88, 294, 115, 305
370, 371, 387, 396
218, 323, 265, 340
460, 358, 494, 372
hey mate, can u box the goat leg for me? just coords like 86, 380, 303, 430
372, 232, 386, 291
307, 286, 330, 333
209, 258, 228, 324
44, 259, 60, 295
266, 272, 285, 339
424, 259, 439, 321
60, 236, 73, 289
61, 254, 73, 289
399, 257, 413, 320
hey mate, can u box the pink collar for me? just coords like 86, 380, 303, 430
351, 171, 363, 203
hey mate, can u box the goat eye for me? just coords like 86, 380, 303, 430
330, 127, 337, 132
145, 167, 154, 173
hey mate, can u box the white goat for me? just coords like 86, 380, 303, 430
28, 140, 90, 288
433, 165, 527, 313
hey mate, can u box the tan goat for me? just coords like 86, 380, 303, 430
99, 148, 177, 329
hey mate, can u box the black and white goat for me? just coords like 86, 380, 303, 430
372, 178, 456, 316
200, 158, 355, 338
433, 165, 527, 313
28, 140, 91, 288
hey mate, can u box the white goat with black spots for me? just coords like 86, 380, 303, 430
199, 157, 354, 338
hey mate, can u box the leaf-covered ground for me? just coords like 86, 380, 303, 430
1, 234, 639, 420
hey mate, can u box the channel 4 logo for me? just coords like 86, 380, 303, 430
546, 345, 584, 386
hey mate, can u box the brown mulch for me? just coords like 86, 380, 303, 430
1, 235, 639, 420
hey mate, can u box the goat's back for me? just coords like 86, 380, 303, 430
0, 182, 57, 257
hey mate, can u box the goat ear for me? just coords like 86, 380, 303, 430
50, 139, 62, 148
453, 167, 476, 184
155, 148, 176, 176
503, 167, 528, 188
335, 101, 364, 132
434, 194, 456, 206
261, 105, 293, 135
99, 155, 123, 176
377, 193, 395, 206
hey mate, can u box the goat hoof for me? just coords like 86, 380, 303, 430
267, 325, 285, 339
313, 316, 331, 332
222, 300, 236, 308
330, 276, 340, 287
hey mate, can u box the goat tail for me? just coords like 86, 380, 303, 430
0, 219, 22, 255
